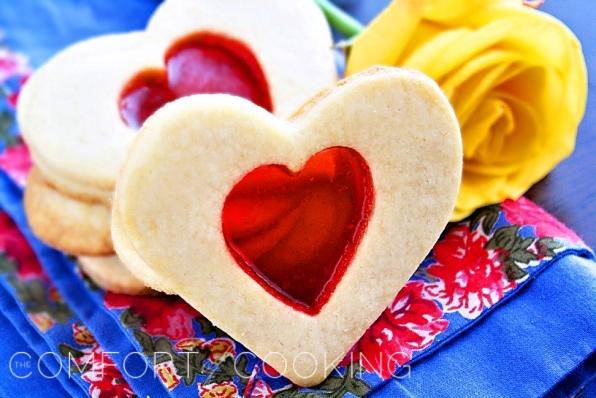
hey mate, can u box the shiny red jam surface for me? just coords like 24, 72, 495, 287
119, 32, 273, 128
222, 147, 375, 315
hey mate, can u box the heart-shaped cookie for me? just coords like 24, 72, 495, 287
113, 67, 462, 386
18, 0, 336, 257
19, 0, 335, 192
77, 256, 151, 295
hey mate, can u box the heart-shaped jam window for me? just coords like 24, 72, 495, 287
119, 32, 273, 128
222, 147, 374, 315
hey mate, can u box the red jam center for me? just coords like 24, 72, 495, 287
222, 147, 374, 315
119, 32, 273, 128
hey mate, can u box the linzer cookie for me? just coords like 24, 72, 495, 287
77, 256, 151, 295
18, 0, 336, 291
24, 167, 113, 255
113, 67, 463, 385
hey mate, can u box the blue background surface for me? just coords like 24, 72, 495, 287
0, 1, 593, 396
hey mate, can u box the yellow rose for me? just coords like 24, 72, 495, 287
346, 0, 587, 220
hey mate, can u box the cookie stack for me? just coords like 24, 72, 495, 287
18, 0, 337, 294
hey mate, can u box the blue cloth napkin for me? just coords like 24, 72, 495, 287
0, 310, 71, 398
0, 1, 594, 397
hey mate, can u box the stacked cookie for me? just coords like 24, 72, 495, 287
18, 0, 336, 294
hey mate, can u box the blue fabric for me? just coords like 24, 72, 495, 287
0, 309, 72, 398
1, 164, 593, 397
0, 0, 161, 67
0, 172, 172, 398
0, 1, 594, 397
0, 284, 87, 397
371, 254, 596, 397
334, 1, 596, 395
0, 170, 287, 397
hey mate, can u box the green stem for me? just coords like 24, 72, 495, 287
314, 0, 364, 38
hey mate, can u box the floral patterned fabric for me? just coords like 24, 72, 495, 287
0, 210, 134, 398
0, 46, 594, 398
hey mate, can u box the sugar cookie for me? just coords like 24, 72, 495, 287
113, 67, 462, 386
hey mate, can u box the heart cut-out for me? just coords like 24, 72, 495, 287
120, 32, 273, 129
222, 146, 374, 315
113, 67, 463, 386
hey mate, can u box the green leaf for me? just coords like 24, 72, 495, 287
196, 317, 226, 337
205, 356, 247, 385
535, 237, 563, 258
120, 308, 144, 328
196, 317, 214, 334
270, 362, 371, 397
8, 279, 71, 324
59, 343, 84, 359
69, 363, 91, 374
0, 111, 18, 147
469, 204, 501, 234
154, 337, 174, 354
234, 354, 251, 381
173, 355, 195, 386
0, 253, 16, 273
8, 277, 28, 302
317, 375, 343, 391
348, 379, 371, 397
173, 347, 210, 386
537, 237, 563, 249
504, 261, 528, 281
190, 348, 210, 370
517, 237, 535, 251
154, 337, 175, 364
273, 388, 318, 398
486, 226, 519, 251
49, 302, 73, 324
482, 212, 500, 235
509, 249, 537, 264
28, 280, 46, 304
133, 330, 155, 356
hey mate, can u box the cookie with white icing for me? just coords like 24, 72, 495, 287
113, 67, 462, 386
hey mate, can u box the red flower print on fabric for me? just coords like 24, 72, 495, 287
0, 143, 32, 186
204, 337, 236, 363
64, 324, 135, 398
104, 293, 199, 340
244, 367, 273, 398
502, 197, 582, 244
424, 225, 516, 319
350, 281, 448, 379
85, 362, 135, 398
0, 49, 30, 84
